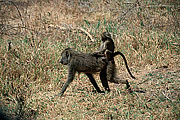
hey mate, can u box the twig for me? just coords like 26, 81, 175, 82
49, 24, 95, 42
75, 27, 95, 42
162, 91, 172, 101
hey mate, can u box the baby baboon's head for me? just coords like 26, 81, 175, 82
101, 32, 111, 41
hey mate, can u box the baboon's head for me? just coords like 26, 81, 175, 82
60, 48, 72, 65
102, 32, 111, 41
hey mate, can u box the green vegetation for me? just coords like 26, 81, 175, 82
0, 0, 179, 119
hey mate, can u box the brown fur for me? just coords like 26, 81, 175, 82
58, 48, 110, 96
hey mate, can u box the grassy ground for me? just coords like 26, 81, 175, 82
0, 0, 180, 119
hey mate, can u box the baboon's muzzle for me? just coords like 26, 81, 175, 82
60, 59, 68, 65
60, 59, 63, 64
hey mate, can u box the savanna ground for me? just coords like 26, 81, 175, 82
0, 0, 180, 119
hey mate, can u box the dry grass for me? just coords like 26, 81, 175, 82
0, 0, 180, 119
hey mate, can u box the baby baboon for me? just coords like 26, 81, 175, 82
58, 48, 110, 96
92, 32, 114, 61
92, 32, 135, 84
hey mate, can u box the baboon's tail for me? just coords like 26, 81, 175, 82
113, 51, 136, 79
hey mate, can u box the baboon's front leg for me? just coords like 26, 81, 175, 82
58, 68, 76, 96
100, 68, 110, 92
86, 73, 105, 93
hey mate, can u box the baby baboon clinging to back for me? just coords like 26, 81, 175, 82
92, 32, 114, 61
92, 32, 135, 84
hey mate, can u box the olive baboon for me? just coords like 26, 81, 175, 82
92, 32, 135, 84
58, 48, 110, 96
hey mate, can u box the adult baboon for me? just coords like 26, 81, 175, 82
58, 48, 131, 96
58, 48, 110, 96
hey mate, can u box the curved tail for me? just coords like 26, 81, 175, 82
113, 51, 136, 79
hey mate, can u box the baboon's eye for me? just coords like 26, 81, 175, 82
66, 51, 69, 58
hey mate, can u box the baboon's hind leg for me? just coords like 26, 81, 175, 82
106, 60, 131, 89
100, 68, 110, 92
86, 73, 105, 93
106, 60, 118, 84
